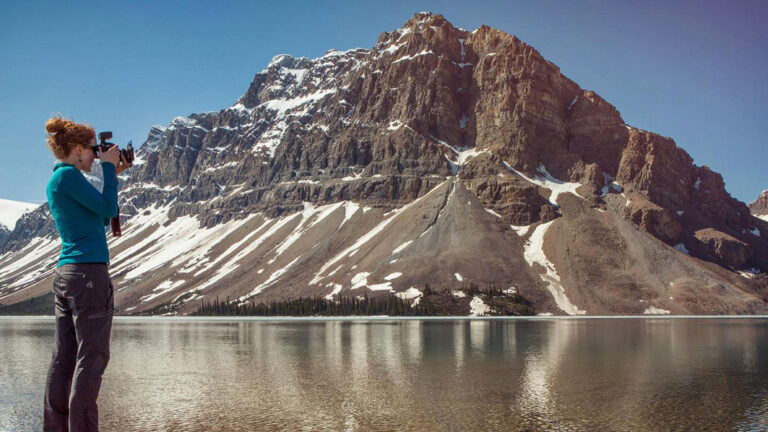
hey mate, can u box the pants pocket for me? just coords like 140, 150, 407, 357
88, 279, 115, 319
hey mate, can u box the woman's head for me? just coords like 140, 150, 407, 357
46, 117, 97, 171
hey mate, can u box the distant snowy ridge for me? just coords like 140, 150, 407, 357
0, 199, 38, 231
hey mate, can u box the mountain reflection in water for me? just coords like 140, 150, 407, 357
1, 318, 767, 431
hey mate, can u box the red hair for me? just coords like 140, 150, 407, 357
45, 116, 95, 160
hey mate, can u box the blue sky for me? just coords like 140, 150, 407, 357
1, 0, 765, 204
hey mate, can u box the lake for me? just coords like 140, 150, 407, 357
1, 317, 767, 431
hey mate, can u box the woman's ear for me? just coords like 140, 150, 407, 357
74, 144, 85, 164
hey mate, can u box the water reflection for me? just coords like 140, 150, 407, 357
1, 318, 767, 431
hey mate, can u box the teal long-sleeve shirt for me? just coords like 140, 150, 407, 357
46, 162, 118, 266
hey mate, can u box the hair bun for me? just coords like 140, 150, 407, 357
45, 117, 68, 134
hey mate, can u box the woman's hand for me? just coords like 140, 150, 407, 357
101, 145, 120, 167
115, 154, 129, 175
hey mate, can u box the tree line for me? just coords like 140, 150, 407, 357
193, 282, 532, 317
194, 293, 437, 316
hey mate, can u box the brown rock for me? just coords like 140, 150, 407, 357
539, 205, 557, 223
693, 228, 752, 268
624, 195, 682, 244
617, 128, 695, 210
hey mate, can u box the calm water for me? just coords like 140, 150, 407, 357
1, 317, 767, 431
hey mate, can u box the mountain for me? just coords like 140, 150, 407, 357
1, 12, 766, 315
0, 198, 38, 231
0, 198, 38, 246
750, 190, 768, 222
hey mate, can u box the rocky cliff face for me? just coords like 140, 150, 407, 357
1, 12, 765, 315
750, 190, 768, 218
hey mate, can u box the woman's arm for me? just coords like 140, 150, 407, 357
61, 162, 119, 218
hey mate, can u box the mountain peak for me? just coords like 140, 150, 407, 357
0, 198, 38, 231
749, 189, 768, 216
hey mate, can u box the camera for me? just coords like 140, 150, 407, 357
98, 131, 135, 166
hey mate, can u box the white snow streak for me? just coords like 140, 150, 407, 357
350, 272, 371, 290
392, 49, 435, 64
325, 284, 342, 300
504, 162, 582, 205
510, 225, 532, 237
0, 237, 58, 280
392, 240, 413, 255
240, 256, 301, 300
311, 181, 446, 284
140, 280, 186, 303
523, 221, 586, 315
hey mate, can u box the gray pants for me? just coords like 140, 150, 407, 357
44, 263, 114, 432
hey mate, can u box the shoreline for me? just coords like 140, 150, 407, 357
2, 315, 768, 322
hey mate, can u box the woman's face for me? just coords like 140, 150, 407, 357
79, 137, 97, 172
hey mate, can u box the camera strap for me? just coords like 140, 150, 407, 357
111, 206, 122, 237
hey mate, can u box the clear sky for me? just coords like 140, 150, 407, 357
1, 0, 765, 204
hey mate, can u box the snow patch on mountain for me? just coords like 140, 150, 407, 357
0, 236, 59, 300
0, 198, 39, 231
381, 42, 406, 55
510, 224, 532, 237
268, 201, 339, 264
601, 173, 622, 197
392, 240, 412, 255
197, 216, 299, 294
259, 88, 337, 116
140, 280, 186, 303
311, 181, 446, 284
392, 49, 435, 64
643, 306, 670, 315
242, 256, 302, 300
523, 221, 586, 315
0, 236, 57, 280
325, 284, 343, 300
433, 136, 488, 175
504, 162, 582, 205
395, 287, 422, 307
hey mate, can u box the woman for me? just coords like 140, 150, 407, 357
42, 116, 128, 432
